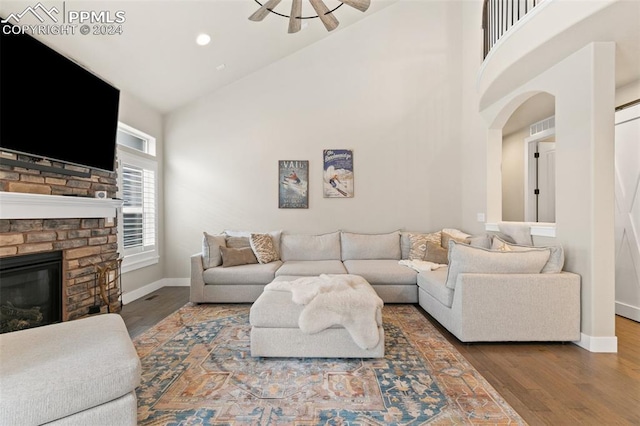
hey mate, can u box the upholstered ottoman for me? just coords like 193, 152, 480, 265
0, 314, 141, 426
249, 275, 384, 358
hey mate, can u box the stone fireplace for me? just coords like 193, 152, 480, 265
0, 155, 122, 323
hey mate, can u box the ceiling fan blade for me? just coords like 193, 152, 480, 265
288, 0, 302, 33
340, 0, 370, 13
248, 0, 282, 22
309, 0, 339, 31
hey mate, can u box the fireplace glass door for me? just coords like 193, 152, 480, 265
0, 251, 62, 333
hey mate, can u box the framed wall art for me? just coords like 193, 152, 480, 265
323, 149, 354, 198
278, 160, 309, 208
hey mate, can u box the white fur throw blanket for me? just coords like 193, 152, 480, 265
264, 274, 383, 350
398, 259, 447, 273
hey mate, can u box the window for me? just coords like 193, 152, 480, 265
116, 123, 158, 273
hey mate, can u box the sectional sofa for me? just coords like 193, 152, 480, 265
190, 229, 581, 342
191, 230, 421, 304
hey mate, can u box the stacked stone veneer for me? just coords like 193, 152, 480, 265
0, 153, 120, 321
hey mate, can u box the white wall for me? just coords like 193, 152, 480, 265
117, 91, 165, 294
482, 42, 617, 352
459, 0, 488, 235
164, 2, 465, 278
501, 127, 528, 221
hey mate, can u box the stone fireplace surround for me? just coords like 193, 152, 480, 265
0, 155, 122, 321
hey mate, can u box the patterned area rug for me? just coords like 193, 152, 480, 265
133, 304, 525, 425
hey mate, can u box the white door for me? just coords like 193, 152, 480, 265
525, 141, 556, 222
537, 142, 556, 223
615, 103, 640, 322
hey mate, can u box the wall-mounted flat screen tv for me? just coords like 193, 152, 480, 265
0, 22, 120, 172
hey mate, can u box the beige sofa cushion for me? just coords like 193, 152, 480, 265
341, 231, 401, 260
203, 261, 283, 285
280, 231, 341, 261
491, 237, 565, 273
343, 259, 417, 285
417, 268, 453, 307
202, 232, 226, 268
276, 260, 347, 276
445, 241, 551, 290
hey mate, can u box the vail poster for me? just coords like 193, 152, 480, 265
279, 160, 309, 208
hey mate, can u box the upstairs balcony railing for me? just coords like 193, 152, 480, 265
483, 0, 544, 59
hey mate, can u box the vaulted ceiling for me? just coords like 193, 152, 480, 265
0, 0, 398, 113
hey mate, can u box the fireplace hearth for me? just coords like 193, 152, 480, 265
0, 251, 62, 333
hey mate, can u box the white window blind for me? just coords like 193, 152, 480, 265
116, 123, 158, 273
122, 164, 156, 251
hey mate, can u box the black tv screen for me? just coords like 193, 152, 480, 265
0, 24, 120, 172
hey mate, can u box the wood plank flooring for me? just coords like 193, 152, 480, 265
120, 286, 189, 339
121, 287, 640, 425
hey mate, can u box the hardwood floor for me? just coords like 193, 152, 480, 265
121, 286, 189, 338
121, 287, 640, 425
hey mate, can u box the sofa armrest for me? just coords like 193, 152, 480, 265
453, 272, 581, 342
190, 253, 206, 303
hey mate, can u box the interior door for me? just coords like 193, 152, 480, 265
615, 103, 640, 322
526, 140, 556, 222
537, 142, 556, 223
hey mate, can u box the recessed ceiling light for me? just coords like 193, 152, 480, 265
196, 33, 211, 46
216, 64, 226, 71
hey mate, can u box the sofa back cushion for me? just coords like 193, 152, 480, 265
491, 236, 565, 273
445, 240, 551, 289
280, 232, 341, 261
341, 231, 401, 260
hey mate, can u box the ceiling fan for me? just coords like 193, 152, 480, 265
249, 0, 371, 33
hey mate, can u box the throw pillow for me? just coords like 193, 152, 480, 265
465, 234, 493, 249
224, 230, 282, 257
441, 228, 472, 249
497, 222, 533, 245
425, 241, 449, 264
250, 233, 280, 264
226, 236, 251, 249
202, 232, 226, 268
220, 246, 258, 267
491, 236, 564, 273
408, 232, 441, 260
445, 240, 551, 290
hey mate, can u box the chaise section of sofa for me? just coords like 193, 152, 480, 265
417, 240, 581, 342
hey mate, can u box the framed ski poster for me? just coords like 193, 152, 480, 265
278, 160, 309, 208
323, 149, 354, 198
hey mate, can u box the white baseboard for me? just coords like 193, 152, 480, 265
122, 277, 189, 305
574, 333, 618, 353
615, 301, 640, 322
